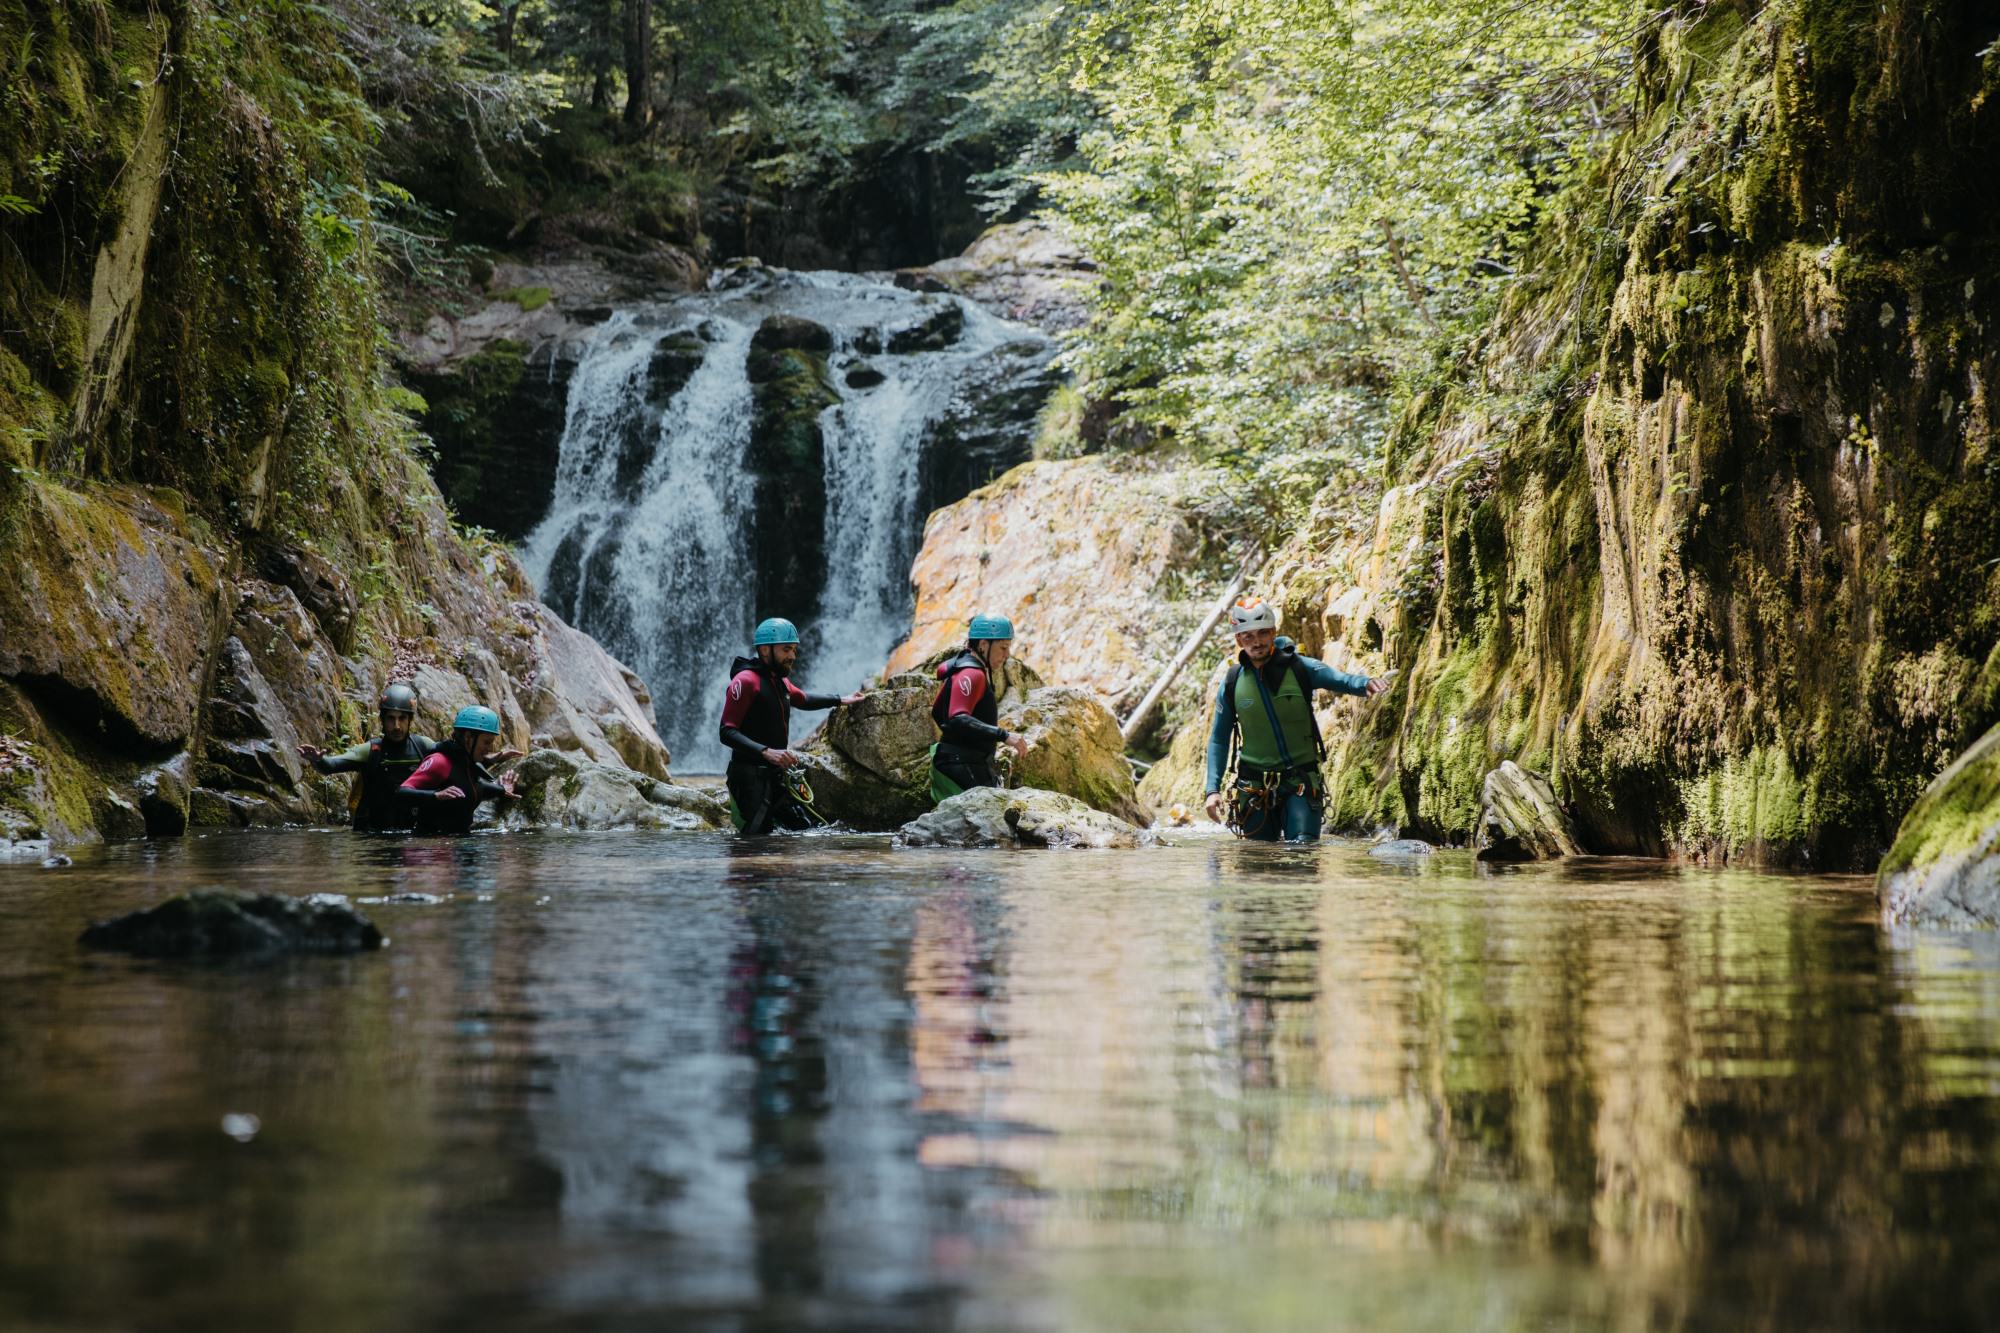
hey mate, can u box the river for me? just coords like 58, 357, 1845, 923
3, 831, 1997, 1330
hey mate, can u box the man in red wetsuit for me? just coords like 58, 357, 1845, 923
719, 617, 866, 834
928, 613, 1029, 802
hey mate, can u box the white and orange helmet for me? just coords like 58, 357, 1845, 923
1226, 596, 1277, 635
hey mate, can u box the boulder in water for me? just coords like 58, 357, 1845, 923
897, 786, 1145, 849
750, 312, 834, 355
499, 749, 729, 831
1369, 838, 1438, 859
1879, 722, 2000, 929
886, 300, 964, 353
997, 686, 1151, 826
1474, 762, 1582, 861
80, 890, 385, 958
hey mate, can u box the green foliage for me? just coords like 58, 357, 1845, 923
1040, 0, 1645, 518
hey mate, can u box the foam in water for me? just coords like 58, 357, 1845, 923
521, 271, 1052, 773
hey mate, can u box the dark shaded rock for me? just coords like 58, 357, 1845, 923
886, 301, 965, 354
136, 753, 191, 836
93, 789, 146, 840
844, 363, 886, 389
408, 340, 574, 540
1474, 762, 1582, 861
80, 890, 384, 958
853, 328, 883, 355
751, 313, 835, 355
746, 349, 839, 623
645, 334, 705, 406
254, 543, 358, 653
914, 337, 1063, 549
892, 271, 951, 294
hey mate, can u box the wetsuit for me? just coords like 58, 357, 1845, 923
1205, 637, 1371, 842
930, 651, 1011, 800
398, 739, 510, 835
312, 733, 437, 832
718, 655, 842, 835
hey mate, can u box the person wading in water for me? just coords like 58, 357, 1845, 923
719, 618, 866, 835
398, 705, 518, 835
1203, 597, 1391, 841
298, 682, 436, 833
928, 614, 1030, 802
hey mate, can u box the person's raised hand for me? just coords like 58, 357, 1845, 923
1008, 735, 1029, 759
297, 744, 325, 764
1204, 792, 1228, 824
840, 691, 867, 707
1366, 675, 1393, 698
765, 748, 801, 769
437, 785, 467, 800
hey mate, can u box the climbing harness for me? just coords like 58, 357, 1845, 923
781, 764, 830, 828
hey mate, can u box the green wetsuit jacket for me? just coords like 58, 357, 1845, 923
1204, 639, 1371, 792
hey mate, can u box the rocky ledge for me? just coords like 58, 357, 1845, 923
897, 787, 1146, 850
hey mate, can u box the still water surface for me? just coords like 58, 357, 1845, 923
3, 830, 1999, 1331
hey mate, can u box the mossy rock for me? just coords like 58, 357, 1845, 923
1878, 723, 2000, 929
746, 346, 838, 620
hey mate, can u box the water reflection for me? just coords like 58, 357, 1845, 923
1, 834, 1998, 1330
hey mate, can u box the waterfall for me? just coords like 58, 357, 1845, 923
521, 270, 1056, 772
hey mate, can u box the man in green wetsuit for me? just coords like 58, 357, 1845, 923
298, 682, 435, 833
1202, 597, 1392, 841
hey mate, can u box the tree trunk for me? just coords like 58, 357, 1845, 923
497, 3, 520, 60
623, 0, 651, 129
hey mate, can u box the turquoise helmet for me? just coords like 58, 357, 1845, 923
452, 705, 502, 735
753, 617, 801, 647
968, 613, 1014, 642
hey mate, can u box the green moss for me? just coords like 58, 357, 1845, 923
1879, 724, 2000, 878
501, 285, 553, 312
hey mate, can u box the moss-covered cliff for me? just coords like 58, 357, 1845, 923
0, 0, 668, 851
1268, 0, 1999, 868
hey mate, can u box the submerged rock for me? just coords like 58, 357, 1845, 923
1369, 838, 1438, 859
897, 786, 1144, 850
1474, 763, 1581, 861
79, 891, 384, 958
499, 748, 728, 831
1879, 723, 2000, 929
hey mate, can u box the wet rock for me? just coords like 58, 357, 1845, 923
745, 346, 839, 620
499, 749, 728, 831
1474, 762, 1582, 861
844, 362, 886, 389
1879, 723, 2000, 929
1369, 838, 1438, 859
0, 481, 229, 748
915, 338, 1062, 526
897, 786, 1144, 850
79, 890, 385, 958
751, 313, 835, 356
886, 300, 964, 353
253, 542, 359, 653
93, 789, 147, 841
136, 753, 192, 836
997, 686, 1150, 826
407, 339, 578, 541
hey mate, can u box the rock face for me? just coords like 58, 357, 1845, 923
1249, 2, 2000, 867
1878, 724, 2000, 929
499, 749, 729, 831
79, 891, 385, 958
0, 3, 674, 848
799, 663, 1144, 831
886, 457, 1225, 719
897, 221, 1098, 333
915, 339, 1063, 526
1474, 763, 1582, 862
746, 317, 841, 622
897, 786, 1144, 850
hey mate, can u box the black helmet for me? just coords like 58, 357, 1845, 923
378, 682, 420, 717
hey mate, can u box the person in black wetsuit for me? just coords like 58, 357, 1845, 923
297, 682, 436, 832
718, 617, 866, 835
397, 705, 518, 835
928, 614, 1030, 802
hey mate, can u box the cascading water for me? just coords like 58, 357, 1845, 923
521, 269, 1056, 772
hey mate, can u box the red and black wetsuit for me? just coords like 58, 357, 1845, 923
398, 739, 510, 835
719, 655, 842, 835
932, 650, 1010, 792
